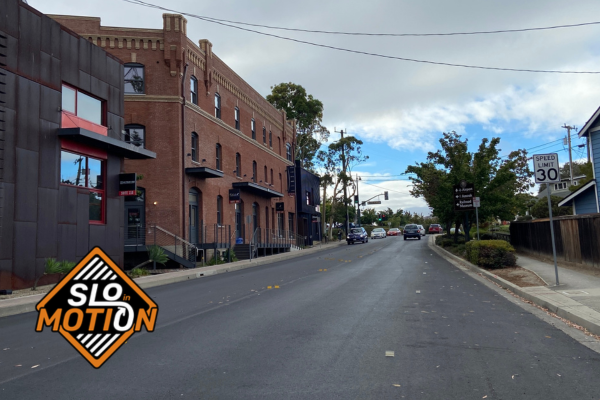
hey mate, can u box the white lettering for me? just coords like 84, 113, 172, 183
68, 283, 88, 307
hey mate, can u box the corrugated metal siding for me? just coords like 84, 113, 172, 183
573, 185, 598, 214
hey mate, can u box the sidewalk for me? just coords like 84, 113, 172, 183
429, 236, 600, 337
517, 254, 600, 316
0, 240, 346, 318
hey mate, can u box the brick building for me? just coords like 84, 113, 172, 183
0, 0, 155, 289
51, 13, 297, 263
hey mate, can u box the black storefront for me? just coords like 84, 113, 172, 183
294, 161, 321, 246
0, 0, 155, 289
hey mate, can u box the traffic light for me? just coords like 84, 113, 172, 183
378, 214, 382, 221
354, 195, 359, 204
384, 191, 389, 200
382, 213, 387, 221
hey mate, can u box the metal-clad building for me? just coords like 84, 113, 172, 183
294, 161, 321, 246
0, 0, 155, 290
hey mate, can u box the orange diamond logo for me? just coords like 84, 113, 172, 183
35, 247, 158, 368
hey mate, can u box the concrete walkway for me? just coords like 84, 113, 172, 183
518, 254, 600, 314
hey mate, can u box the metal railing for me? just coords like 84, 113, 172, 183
150, 225, 198, 266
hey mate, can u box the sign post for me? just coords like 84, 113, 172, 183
453, 181, 475, 240
473, 197, 480, 240
533, 153, 561, 286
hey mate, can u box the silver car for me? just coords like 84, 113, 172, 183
371, 228, 387, 239
417, 225, 426, 236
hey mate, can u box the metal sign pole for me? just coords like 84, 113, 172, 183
475, 207, 480, 241
546, 185, 560, 286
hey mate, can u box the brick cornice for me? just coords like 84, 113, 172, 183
185, 102, 293, 166
125, 95, 183, 103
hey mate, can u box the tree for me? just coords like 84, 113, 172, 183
405, 131, 533, 242
317, 136, 368, 239
360, 208, 377, 225
531, 196, 572, 218
570, 161, 593, 191
266, 83, 329, 171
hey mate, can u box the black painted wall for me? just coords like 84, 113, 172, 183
0, 0, 125, 289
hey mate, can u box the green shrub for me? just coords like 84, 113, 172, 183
128, 267, 150, 278
465, 240, 516, 269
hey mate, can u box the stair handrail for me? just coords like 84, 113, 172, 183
149, 224, 200, 265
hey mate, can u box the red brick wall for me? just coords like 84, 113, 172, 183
52, 14, 297, 241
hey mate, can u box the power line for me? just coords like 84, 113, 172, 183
123, 1, 600, 37
123, 0, 600, 74
359, 181, 405, 194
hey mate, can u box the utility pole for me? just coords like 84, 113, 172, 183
562, 124, 577, 184
356, 174, 361, 226
340, 129, 349, 235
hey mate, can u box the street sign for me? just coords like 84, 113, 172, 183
532, 153, 560, 184
367, 201, 382, 205
118, 173, 137, 196
229, 189, 241, 204
453, 181, 475, 211
473, 197, 480, 208
387, 222, 391, 226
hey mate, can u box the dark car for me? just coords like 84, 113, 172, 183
403, 224, 421, 240
347, 227, 368, 245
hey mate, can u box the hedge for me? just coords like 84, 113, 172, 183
465, 240, 517, 269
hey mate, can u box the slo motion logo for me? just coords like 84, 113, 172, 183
35, 247, 158, 368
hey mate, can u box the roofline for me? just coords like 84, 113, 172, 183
558, 179, 596, 207
578, 105, 600, 138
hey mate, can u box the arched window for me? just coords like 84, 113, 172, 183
270, 169, 274, 186
190, 76, 198, 105
191, 132, 198, 161
269, 131, 272, 147
235, 153, 241, 177
215, 93, 221, 119
251, 119, 256, 140
215, 143, 222, 170
124, 63, 144, 94
262, 127, 266, 144
286, 143, 292, 161
124, 124, 145, 148
252, 161, 257, 182
234, 107, 240, 130
217, 195, 223, 226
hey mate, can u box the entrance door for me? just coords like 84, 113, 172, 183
125, 205, 143, 244
189, 189, 199, 244
252, 203, 258, 233
235, 202, 242, 239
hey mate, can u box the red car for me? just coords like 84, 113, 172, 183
429, 224, 443, 234
387, 228, 401, 236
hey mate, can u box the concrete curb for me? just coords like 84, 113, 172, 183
428, 236, 600, 337
0, 241, 346, 318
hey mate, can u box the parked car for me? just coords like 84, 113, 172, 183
417, 225, 426, 236
450, 228, 462, 234
371, 228, 387, 239
403, 224, 421, 240
387, 228, 401, 236
347, 227, 368, 245
428, 224, 443, 234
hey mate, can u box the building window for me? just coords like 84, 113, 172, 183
251, 119, 256, 139
217, 195, 223, 226
62, 85, 103, 126
252, 161, 257, 182
264, 166, 268, 183
216, 143, 222, 170
191, 132, 198, 161
60, 150, 105, 223
190, 76, 198, 105
263, 127, 266, 144
573, 180, 578, 186
235, 107, 240, 130
269, 131, 272, 147
278, 137, 281, 155
288, 212, 294, 232
124, 124, 145, 147
286, 143, 292, 161
270, 169, 274, 186
279, 173, 282, 192
235, 153, 241, 177
124, 63, 144, 94
215, 93, 221, 119
554, 182, 568, 190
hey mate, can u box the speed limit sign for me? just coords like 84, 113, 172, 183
532, 153, 560, 184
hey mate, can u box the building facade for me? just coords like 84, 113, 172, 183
295, 161, 322, 246
0, 0, 155, 289
51, 13, 297, 263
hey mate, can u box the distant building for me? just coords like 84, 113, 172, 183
537, 175, 586, 200
558, 106, 600, 214
294, 161, 321, 246
0, 0, 155, 289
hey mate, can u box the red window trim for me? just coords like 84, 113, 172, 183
59, 146, 106, 224
61, 83, 107, 136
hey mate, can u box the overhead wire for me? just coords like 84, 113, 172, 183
123, 0, 600, 74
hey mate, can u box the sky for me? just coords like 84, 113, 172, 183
29, 0, 600, 216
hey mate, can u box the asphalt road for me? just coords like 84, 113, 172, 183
1, 236, 600, 399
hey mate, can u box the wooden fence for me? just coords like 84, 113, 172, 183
510, 214, 600, 270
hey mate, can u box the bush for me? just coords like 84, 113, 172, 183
128, 267, 150, 278
465, 240, 516, 269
